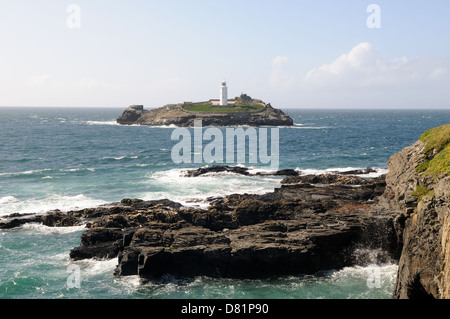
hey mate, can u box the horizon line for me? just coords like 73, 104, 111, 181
0, 105, 449, 110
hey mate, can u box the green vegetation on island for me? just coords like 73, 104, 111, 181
183, 103, 265, 113
182, 93, 266, 113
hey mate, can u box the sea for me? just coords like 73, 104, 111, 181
0, 107, 449, 299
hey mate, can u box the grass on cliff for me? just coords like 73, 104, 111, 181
183, 102, 265, 113
411, 185, 434, 202
420, 124, 450, 156
416, 124, 450, 178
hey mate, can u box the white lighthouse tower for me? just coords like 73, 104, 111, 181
220, 81, 228, 106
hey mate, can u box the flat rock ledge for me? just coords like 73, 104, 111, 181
0, 170, 398, 284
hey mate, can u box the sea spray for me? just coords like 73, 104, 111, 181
0, 194, 106, 217
142, 168, 282, 208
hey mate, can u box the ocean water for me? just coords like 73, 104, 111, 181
0, 107, 449, 299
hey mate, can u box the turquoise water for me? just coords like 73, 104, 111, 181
0, 107, 449, 299
0, 224, 398, 299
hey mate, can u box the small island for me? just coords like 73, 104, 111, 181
117, 82, 294, 127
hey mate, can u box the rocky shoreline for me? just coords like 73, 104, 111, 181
0, 167, 399, 283
1, 124, 448, 298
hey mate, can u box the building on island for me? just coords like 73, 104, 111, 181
220, 81, 228, 106
211, 81, 232, 106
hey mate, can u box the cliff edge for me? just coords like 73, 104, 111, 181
382, 124, 449, 299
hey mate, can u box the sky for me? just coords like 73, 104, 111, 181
0, 0, 449, 109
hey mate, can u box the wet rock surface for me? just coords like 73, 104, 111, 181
180, 165, 299, 177
1, 169, 399, 284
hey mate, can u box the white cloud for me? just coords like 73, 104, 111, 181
269, 56, 295, 90
272, 56, 289, 67
303, 42, 448, 89
429, 67, 447, 80
264, 43, 450, 108
28, 74, 52, 87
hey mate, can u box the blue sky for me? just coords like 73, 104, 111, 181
0, 0, 449, 108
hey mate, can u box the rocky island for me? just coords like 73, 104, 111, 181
1, 124, 448, 298
116, 93, 294, 127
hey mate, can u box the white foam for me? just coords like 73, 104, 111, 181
294, 126, 332, 129
0, 195, 16, 204
246, 166, 278, 175
149, 124, 178, 128
0, 168, 53, 177
141, 167, 282, 208
278, 123, 333, 129
85, 120, 120, 126
329, 263, 398, 287
357, 168, 388, 178
18, 223, 86, 234
140, 165, 387, 208
61, 168, 82, 172
72, 258, 118, 277
125, 163, 151, 168
0, 194, 106, 217
103, 156, 139, 161
59, 167, 96, 173
296, 167, 388, 178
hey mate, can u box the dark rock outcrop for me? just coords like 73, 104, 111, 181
181, 165, 299, 177
181, 165, 251, 177
109, 175, 397, 283
1, 169, 398, 284
0, 210, 82, 230
116, 105, 145, 125
281, 172, 384, 187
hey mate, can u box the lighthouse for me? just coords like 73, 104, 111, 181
220, 81, 228, 106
